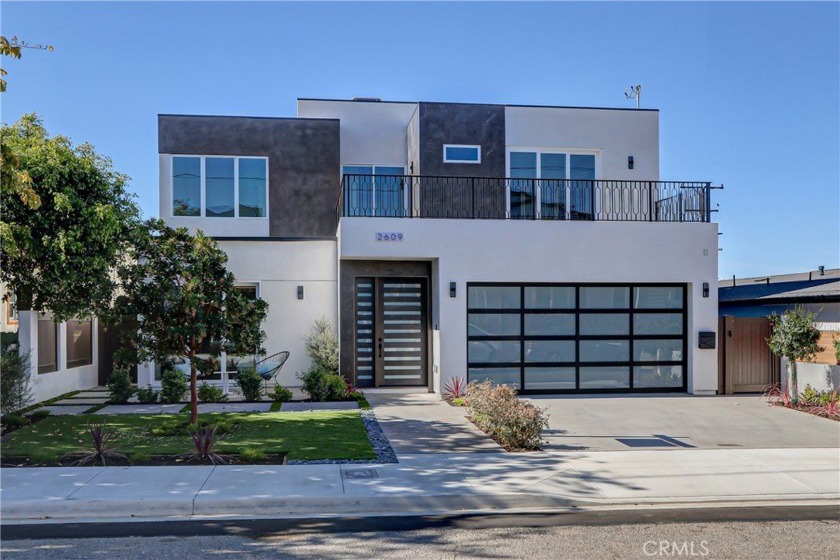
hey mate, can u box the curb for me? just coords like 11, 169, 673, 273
3, 493, 838, 522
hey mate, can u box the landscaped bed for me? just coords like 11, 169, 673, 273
0, 410, 376, 466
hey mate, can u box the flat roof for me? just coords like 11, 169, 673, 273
297, 97, 659, 112
158, 113, 339, 122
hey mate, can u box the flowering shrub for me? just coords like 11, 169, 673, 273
464, 380, 548, 451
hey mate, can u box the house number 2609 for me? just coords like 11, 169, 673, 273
375, 232, 404, 242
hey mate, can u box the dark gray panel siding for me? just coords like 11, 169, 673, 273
418, 103, 505, 178
158, 115, 340, 237
417, 103, 506, 218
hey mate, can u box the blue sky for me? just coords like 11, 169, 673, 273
3, 1, 838, 279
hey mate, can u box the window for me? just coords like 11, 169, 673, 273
66, 318, 93, 369
172, 155, 267, 218
466, 283, 687, 393
235, 283, 259, 300
443, 145, 481, 164
6, 292, 17, 325
37, 314, 58, 374
507, 151, 597, 219
342, 165, 406, 217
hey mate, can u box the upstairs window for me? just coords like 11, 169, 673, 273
443, 145, 481, 164
172, 156, 267, 218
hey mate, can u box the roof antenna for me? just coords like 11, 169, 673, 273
625, 84, 642, 109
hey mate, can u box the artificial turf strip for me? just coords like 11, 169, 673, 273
1, 410, 375, 463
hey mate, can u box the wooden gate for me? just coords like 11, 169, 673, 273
718, 316, 780, 394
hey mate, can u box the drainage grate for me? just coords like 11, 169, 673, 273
343, 468, 379, 479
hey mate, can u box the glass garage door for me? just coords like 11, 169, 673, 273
466, 284, 686, 393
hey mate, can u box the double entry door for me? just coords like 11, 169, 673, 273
355, 277, 428, 387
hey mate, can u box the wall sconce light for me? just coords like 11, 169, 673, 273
297, 285, 304, 300
702, 282, 709, 298
449, 282, 456, 298
628, 156, 634, 170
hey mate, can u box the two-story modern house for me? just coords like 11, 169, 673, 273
139, 97, 720, 395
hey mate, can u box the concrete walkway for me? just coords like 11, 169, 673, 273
364, 390, 501, 455
2, 447, 837, 522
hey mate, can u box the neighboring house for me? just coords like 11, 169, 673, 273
717, 269, 840, 393
4, 283, 100, 403
138, 97, 720, 395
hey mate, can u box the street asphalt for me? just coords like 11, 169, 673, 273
2, 509, 838, 559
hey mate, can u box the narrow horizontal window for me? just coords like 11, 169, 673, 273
443, 144, 481, 164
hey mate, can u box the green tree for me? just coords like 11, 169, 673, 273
1, 114, 140, 320
111, 220, 268, 424
767, 306, 823, 404
1, 36, 53, 209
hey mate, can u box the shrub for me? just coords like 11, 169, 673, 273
183, 424, 228, 464
237, 367, 263, 402
835, 338, 840, 363
443, 376, 467, 401
464, 380, 548, 451
107, 369, 135, 404
800, 385, 835, 407
67, 422, 127, 466
271, 385, 293, 403
135, 385, 160, 404
451, 397, 466, 407
160, 369, 188, 404
198, 382, 228, 403
240, 448, 265, 462
0, 348, 33, 414
32, 408, 51, 419
347, 390, 365, 401
1, 413, 30, 428
304, 318, 339, 374
298, 367, 347, 401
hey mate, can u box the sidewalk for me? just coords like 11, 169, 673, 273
2, 447, 837, 523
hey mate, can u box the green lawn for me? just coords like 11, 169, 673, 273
1, 411, 375, 463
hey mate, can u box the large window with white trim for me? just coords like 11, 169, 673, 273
467, 283, 687, 393
508, 151, 597, 219
172, 156, 267, 218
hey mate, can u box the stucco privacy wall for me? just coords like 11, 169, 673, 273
505, 106, 660, 180
136, 240, 338, 388
340, 218, 719, 394
297, 99, 417, 168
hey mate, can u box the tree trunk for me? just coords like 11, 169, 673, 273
789, 358, 799, 405
188, 342, 198, 425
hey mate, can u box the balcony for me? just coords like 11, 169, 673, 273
338, 174, 713, 223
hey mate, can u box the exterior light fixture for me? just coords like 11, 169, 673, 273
297, 286, 304, 300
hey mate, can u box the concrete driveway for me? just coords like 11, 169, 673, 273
524, 394, 840, 452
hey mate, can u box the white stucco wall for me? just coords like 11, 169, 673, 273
297, 99, 418, 168
136, 240, 338, 389
17, 311, 99, 404
505, 106, 660, 181
340, 218, 719, 394
158, 154, 271, 237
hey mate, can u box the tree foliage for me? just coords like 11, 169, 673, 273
111, 220, 268, 423
1, 36, 53, 209
1, 114, 140, 320
767, 306, 823, 404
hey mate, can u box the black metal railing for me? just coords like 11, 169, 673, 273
338, 175, 713, 223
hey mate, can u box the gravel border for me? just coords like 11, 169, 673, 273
287, 409, 398, 465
